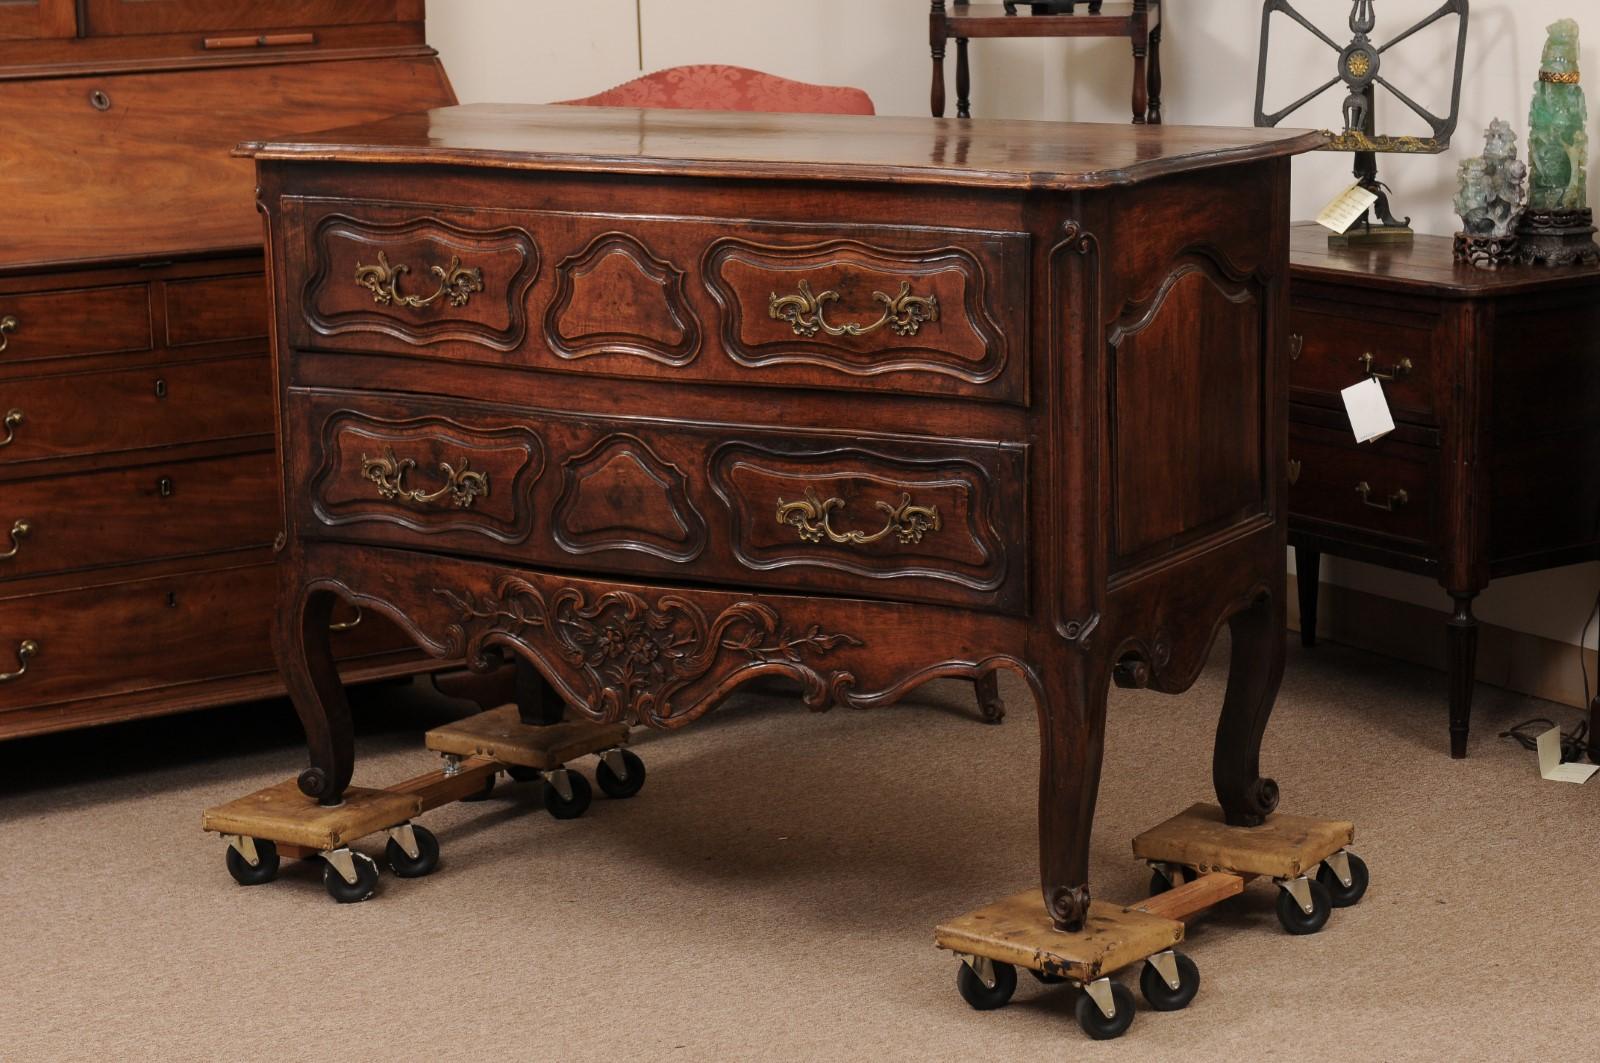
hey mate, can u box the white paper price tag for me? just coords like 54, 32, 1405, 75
1340, 377, 1394, 443
1537, 726, 1598, 784
1316, 182, 1380, 234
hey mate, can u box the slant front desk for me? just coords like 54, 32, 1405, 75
246, 105, 1321, 931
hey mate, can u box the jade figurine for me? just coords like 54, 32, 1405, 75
1527, 19, 1587, 211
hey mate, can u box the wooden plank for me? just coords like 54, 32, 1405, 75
935, 893, 1182, 981
1135, 872, 1247, 922
201, 778, 420, 850
388, 756, 499, 813
425, 705, 628, 770
1132, 803, 1354, 880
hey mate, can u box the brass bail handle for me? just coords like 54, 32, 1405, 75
0, 639, 38, 683
1358, 351, 1413, 381
1355, 481, 1408, 511
0, 314, 17, 354
1, 519, 30, 560
0, 408, 21, 448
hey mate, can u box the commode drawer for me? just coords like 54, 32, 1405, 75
1290, 302, 1437, 425
1288, 422, 1439, 549
0, 283, 152, 366
0, 356, 271, 467
0, 450, 277, 582
287, 387, 1027, 613
285, 198, 1029, 404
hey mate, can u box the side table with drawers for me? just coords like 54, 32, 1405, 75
1287, 223, 1600, 757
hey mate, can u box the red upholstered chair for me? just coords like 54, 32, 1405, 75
556, 64, 875, 115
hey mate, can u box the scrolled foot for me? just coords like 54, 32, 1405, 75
1221, 776, 1279, 827
299, 766, 336, 804
1046, 884, 1091, 932
974, 672, 1006, 724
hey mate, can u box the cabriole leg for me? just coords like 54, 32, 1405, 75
1212, 592, 1284, 827
1034, 651, 1114, 932
273, 579, 354, 806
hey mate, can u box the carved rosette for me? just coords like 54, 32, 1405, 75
434, 578, 862, 727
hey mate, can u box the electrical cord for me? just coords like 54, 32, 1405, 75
1499, 716, 1590, 763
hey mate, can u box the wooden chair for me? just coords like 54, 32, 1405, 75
557, 64, 875, 115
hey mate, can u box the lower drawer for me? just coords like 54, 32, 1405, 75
0, 356, 271, 468
0, 562, 412, 713
1288, 425, 1439, 548
0, 450, 277, 582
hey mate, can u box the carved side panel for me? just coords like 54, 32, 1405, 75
299, 211, 540, 349
310, 408, 546, 544
703, 236, 1021, 400
708, 440, 1024, 611
545, 231, 702, 365
1108, 252, 1266, 569
552, 433, 709, 563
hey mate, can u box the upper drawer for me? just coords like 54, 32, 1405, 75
0, 356, 271, 468
0, 284, 152, 367
287, 387, 1027, 614
284, 198, 1030, 405
1290, 302, 1437, 424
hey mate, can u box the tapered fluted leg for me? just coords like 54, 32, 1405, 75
274, 580, 355, 805
1295, 544, 1321, 647
1034, 650, 1114, 932
1212, 592, 1284, 827
1446, 592, 1478, 759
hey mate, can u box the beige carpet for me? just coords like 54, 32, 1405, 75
1, 639, 1595, 1062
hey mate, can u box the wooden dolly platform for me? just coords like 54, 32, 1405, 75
202, 708, 643, 903
936, 803, 1367, 1039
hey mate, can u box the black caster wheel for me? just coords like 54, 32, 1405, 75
543, 772, 593, 819
1139, 951, 1200, 1012
1075, 981, 1136, 1040
955, 960, 1017, 1010
507, 765, 542, 784
459, 773, 496, 802
224, 838, 280, 886
596, 749, 646, 799
385, 824, 440, 879
1275, 877, 1333, 935
322, 852, 380, 903
1148, 865, 1198, 896
1317, 853, 1369, 908
1028, 968, 1068, 985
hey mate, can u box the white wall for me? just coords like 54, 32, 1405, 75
432, 0, 1600, 652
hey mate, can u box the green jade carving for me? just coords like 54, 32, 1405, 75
1527, 19, 1588, 211
1455, 119, 1528, 237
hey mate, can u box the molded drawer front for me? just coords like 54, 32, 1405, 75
286, 198, 1029, 404
0, 284, 152, 366
1289, 427, 1438, 547
0, 564, 278, 712
0, 356, 271, 467
162, 274, 269, 347
1290, 303, 1436, 424
0, 451, 277, 582
288, 387, 1027, 613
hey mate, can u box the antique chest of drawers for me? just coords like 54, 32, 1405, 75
250, 105, 1321, 931
0, 3, 456, 739
1286, 224, 1600, 757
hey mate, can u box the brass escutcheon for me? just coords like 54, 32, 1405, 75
769, 280, 939, 339
354, 250, 484, 310
1288, 332, 1303, 361
776, 486, 941, 547
1, 519, 30, 560
0, 639, 38, 683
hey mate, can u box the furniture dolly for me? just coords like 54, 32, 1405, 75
202, 708, 642, 902
936, 803, 1367, 1039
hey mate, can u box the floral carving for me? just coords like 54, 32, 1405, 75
434, 578, 862, 726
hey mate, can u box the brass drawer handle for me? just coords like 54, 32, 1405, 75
354, 251, 484, 310
0, 639, 38, 683
1, 408, 21, 448
1, 519, 30, 560
776, 486, 941, 546
769, 280, 939, 339
329, 606, 364, 633
361, 447, 490, 509
0, 314, 16, 354
1358, 352, 1413, 381
1289, 332, 1303, 361
1355, 481, 1409, 512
